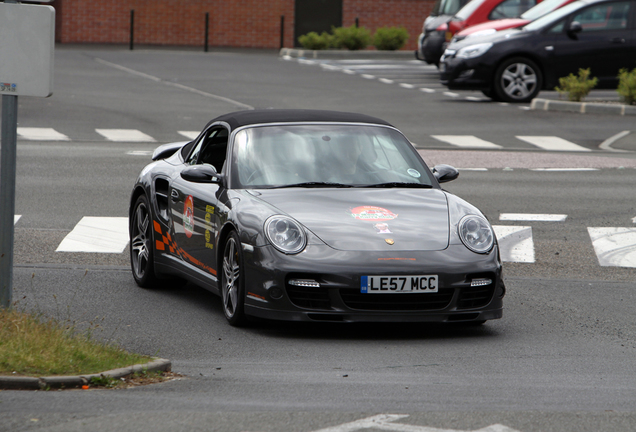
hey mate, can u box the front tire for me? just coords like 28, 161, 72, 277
221, 231, 247, 326
494, 57, 542, 103
130, 194, 159, 288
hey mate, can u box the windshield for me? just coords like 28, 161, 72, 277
524, 0, 581, 30
455, 0, 488, 20
521, 0, 568, 20
232, 124, 434, 189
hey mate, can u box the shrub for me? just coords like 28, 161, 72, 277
617, 68, 636, 105
298, 31, 335, 50
554, 68, 598, 102
332, 25, 371, 50
373, 26, 409, 51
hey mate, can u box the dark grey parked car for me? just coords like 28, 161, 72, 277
416, 0, 471, 66
440, 0, 636, 102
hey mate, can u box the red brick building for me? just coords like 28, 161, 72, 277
50, 0, 435, 50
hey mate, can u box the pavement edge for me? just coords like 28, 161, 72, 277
531, 98, 636, 116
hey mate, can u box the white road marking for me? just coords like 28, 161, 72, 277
432, 135, 502, 149
457, 168, 488, 171
500, 213, 567, 222
399, 83, 415, 89
633, 216, 636, 224
493, 225, 535, 263
465, 96, 484, 101
14, 215, 21, 224
361, 74, 376, 79
56, 217, 130, 253
95, 129, 156, 142
311, 414, 521, 432
178, 131, 200, 140
531, 168, 599, 172
516, 136, 590, 152
420, 88, 436, 93
379, 78, 395, 84
588, 227, 636, 268
126, 150, 153, 156
444, 92, 459, 97
17, 127, 70, 141
343, 69, 356, 74
600, 130, 631, 152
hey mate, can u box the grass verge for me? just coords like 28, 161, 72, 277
0, 307, 151, 377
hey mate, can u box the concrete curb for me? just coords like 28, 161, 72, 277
531, 98, 636, 116
0, 358, 171, 390
279, 47, 415, 60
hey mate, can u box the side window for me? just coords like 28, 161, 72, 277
489, 0, 537, 20
572, 2, 631, 31
197, 128, 229, 173
185, 130, 211, 165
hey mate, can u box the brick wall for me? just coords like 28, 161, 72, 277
51, 0, 434, 50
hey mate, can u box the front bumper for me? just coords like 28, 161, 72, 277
241, 243, 504, 323
439, 55, 494, 91
421, 31, 446, 66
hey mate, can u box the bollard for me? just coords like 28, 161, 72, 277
130, 10, 135, 50
204, 12, 209, 52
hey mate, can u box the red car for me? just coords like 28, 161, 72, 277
452, 0, 576, 42
444, 0, 543, 43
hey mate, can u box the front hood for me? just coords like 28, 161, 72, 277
448, 27, 529, 50
256, 189, 450, 251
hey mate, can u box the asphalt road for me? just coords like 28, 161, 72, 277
2, 46, 636, 432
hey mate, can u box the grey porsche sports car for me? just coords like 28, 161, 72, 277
129, 109, 504, 326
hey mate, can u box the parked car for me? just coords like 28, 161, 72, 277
129, 109, 505, 326
452, 0, 576, 42
416, 0, 472, 65
440, 0, 636, 102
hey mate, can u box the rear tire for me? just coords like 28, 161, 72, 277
493, 57, 542, 103
221, 231, 247, 326
130, 194, 159, 288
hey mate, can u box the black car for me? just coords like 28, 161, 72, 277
416, 0, 472, 66
440, 0, 636, 102
129, 109, 504, 326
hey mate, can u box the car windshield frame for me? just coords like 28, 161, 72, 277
523, 0, 582, 30
229, 123, 437, 190
520, 0, 569, 20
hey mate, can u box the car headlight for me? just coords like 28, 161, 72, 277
265, 215, 307, 254
458, 215, 494, 254
456, 42, 492, 59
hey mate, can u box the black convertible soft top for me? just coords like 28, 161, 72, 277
206, 109, 394, 131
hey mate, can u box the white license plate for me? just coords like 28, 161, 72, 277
360, 275, 438, 294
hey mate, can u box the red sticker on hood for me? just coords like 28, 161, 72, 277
350, 206, 398, 221
183, 195, 195, 238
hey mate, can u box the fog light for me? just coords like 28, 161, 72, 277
289, 279, 320, 288
459, 69, 474, 79
269, 287, 284, 299
471, 278, 492, 287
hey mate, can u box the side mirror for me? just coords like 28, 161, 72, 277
432, 164, 459, 183
567, 21, 582, 37
181, 164, 223, 183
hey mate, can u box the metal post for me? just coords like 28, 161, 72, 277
204, 12, 209, 52
0, 95, 18, 308
280, 15, 285, 49
130, 10, 135, 50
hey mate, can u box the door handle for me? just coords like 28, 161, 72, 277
170, 189, 180, 203
610, 38, 625, 44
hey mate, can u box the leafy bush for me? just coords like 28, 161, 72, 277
298, 31, 335, 50
373, 26, 409, 51
617, 68, 636, 105
555, 68, 598, 102
332, 25, 371, 50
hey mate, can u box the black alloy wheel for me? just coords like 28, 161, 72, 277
221, 231, 247, 326
130, 194, 158, 287
494, 57, 542, 103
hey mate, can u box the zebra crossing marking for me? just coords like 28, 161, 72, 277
492, 225, 535, 263
500, 213, 567, 222
588, 227, 636, 268
17, 127, 70, 141
432, 135, 502, 149
516, 136, 591, 152
56, 217, 130, 253
95, 129, 156, 142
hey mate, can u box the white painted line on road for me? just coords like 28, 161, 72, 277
126, 150, 153, 156
56, 217, 130, 253
531, 168, 599, 172
311, 414, 521, 432
633, 216, 636, 224
379, 78, 394, 84
399, 83, 415, 89
432, 135, 502, 149
444, 92, 459, 97
518, 106, 531, 110
17, 127, 70, 141
361, 74, 376, 79
420, 88, 436, 93
343, 69, 356, 74
465, 96, 484, 101
178, 131, 200, 140
96, 129, 156, 142
457, 168, 488, 171
588, 227, 636, 268
14, 215, 21, 225
599, 130, 631, 153
500, 213, 567, 222
516, 136, 591, 152
493, 225, 535, 263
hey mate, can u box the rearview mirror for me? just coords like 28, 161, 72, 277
181, 164, 223, 184
432, 164, 459, 183
567, 21, 582, 36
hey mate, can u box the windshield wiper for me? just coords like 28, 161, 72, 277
270, 182, 354, 189
361, 182, 433, 188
